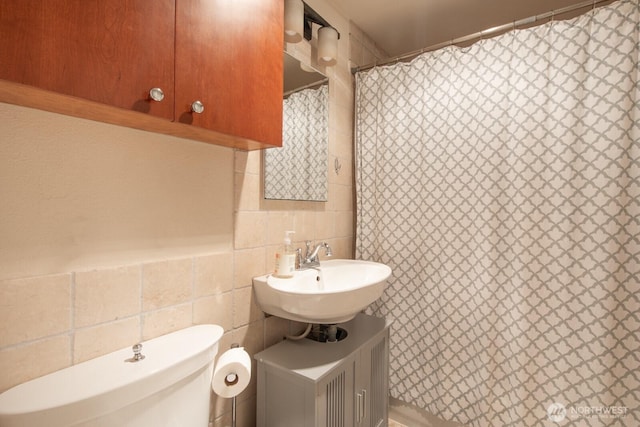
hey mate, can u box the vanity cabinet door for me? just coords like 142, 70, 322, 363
317, 356, 357, 426
356, 331, 390, 427
175, 0, 283, 147
0, 0, 175, 120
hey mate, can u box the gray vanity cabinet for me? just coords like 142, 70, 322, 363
255, 313, 390, 427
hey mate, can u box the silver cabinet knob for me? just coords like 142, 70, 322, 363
191, 100, 205, 114
149, 87, 165, 102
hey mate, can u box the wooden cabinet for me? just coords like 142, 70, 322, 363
255, 314, 390, 427
175, 0, 283, 146
0, 0, 176, 120
0, 0, 282, 149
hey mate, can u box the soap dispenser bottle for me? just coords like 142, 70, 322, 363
274, 231, 296, 278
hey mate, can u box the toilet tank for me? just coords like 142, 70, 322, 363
0, 324, 224, 427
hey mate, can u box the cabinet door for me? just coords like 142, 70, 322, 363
317, 357, 356, 427
175, 0, 283, 146
357, 332, 390, 427
0, 0, 175, 119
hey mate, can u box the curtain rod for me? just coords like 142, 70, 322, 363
351, 0, 612, 74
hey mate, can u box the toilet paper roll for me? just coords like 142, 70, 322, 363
211, 347, 251, 398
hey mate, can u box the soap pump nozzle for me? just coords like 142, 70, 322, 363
284, 230, 295, 246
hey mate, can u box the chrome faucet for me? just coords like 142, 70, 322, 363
296, 241, 332, 269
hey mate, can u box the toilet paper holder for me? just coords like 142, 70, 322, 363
230, 343, 239, 427
225, 343, 240, 388
213, 342, 251, 427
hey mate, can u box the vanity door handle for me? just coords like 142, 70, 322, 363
361, 389, 367, 422
355, 389, 367, 424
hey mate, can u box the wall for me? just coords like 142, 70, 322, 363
0, 1, 353, 425
349, 21, 390, 68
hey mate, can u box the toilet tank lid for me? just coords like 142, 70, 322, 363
0, 324, 224, 417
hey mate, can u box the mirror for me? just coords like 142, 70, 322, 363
264, 52, 329, 201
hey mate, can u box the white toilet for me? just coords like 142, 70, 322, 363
0, 324, 224, 427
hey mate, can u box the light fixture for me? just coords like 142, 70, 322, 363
285, 1, 340, 66
284, 0, 304, 43
317, 26, 338, 66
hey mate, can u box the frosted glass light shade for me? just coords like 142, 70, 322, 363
317, 26, 338, 66
284, 0, 304, 43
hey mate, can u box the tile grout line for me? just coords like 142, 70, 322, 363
69, 272, 76, 364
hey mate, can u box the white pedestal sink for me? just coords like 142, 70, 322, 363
252, 259, 392, 324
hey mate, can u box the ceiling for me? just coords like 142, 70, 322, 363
326, 0, 603, 59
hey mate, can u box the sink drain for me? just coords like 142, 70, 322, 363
306, 324, 348, 343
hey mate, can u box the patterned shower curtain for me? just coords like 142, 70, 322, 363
355, 1, 639, 425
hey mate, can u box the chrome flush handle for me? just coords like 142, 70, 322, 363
126, 343, 145, 363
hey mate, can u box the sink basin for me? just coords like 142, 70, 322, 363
252, 259, 392, 324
